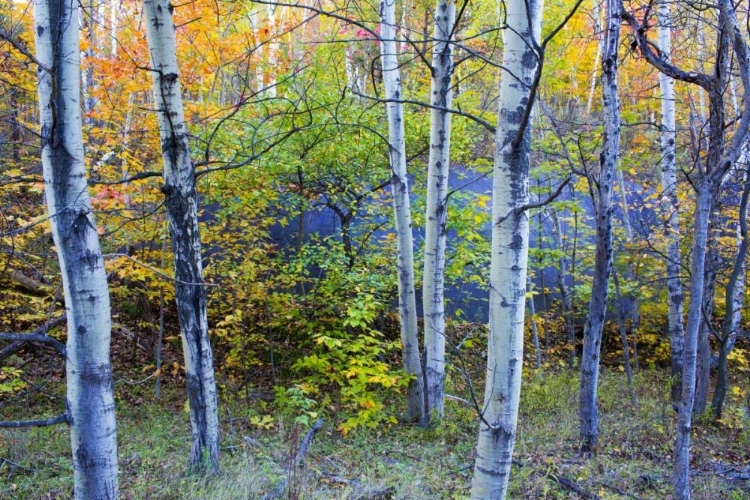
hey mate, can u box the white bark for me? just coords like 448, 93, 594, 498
657, 0, 685, 406
266, 4, 278, 97
470, 0, 543, 496
143, 0, 220, 471
579, 0, 620, 454
34, 0, 118, 497
584, 0, 603, 116
81, 0, 97, 124
379, 0, 425, 423
422, 0, 456, 422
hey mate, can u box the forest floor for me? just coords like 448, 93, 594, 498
1, 341, 750, 499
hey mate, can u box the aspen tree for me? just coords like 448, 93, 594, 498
379, 0, 425, 423
624, 1, 750, 496
143, 0, 220, 471
422, 0, 456, 422
579, 0, 621, 454
470, 0, 543, 495
34, 0, 118, 496
656, 0, 684, 407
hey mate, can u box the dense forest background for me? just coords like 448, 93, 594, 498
1, 0, 750, 498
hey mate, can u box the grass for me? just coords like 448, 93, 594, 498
2, 364, 749, 498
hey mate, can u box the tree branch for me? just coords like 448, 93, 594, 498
0, 414, 68, 428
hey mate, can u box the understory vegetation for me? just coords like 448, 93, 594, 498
2, 328, 749, 499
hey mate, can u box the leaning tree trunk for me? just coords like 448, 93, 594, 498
422, 0, 456, 423
579, 0, 620, 455
657, 0, 685, 407
470, 0, 543, 497
379, 0, 425, 423
712, 179, 750, 419
34, 1, 118, 497
143, 0, 220, 471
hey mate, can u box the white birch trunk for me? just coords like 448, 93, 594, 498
143, 0, 220, 471
584, 0, 602, 116
380, 0, 425, 423
266, 4, 278, 97
657, 0, 685, 406
422, 0, 456, 422
470, 0, 543, 496
34, 1, 118, 497
579, 0, 620, 454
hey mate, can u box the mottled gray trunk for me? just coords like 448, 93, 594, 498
694, 239, 717, 415
379, 0, 426, 423
579, 0, 620, 455
712, 179, 750, 419
34, 0, 118, 497
674, 183, 714, 499
143, 0, 220, 471
422, 0, 456, 422
470, 0, 543, 496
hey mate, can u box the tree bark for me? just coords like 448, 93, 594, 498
656, 0, 685, 407
712, 178, 750, 419
143, 0, 220, 472
470, 0, 543, 496
422, 0, 456, 423
579, 0, 620, 455
379, 0, 426, 424
34, 0, 118, 497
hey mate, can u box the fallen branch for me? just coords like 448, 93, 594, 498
4, 269, 52, 295
261, 419, 324, 500
513, 459, 600, 499
0, 315, 68, 360
0, 413, 68, 428
112, 323, 152, 355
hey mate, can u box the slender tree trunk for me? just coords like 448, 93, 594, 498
579, 0, 620, 455
81, 0, 97, 124
266, 4, 278, 97
527, 278, 542, 368
657, 0, 685, 407
613, 270, 636, 405
379, 0, 425, 424
712, 179, 750, 419
674, 183, 714, 499
422, 0, 456, 422
550, 208, 576, 366
34, 1, 118, 497
9, 86, 20, 161
143, 0, 220, 471
695, 240, 717, 415
470, 0, 543, 496
585, 0, 602, 115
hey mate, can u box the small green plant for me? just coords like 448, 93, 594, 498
291, 290, 410, 435
274, 384, 319, 427
0, 367, 26, 394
